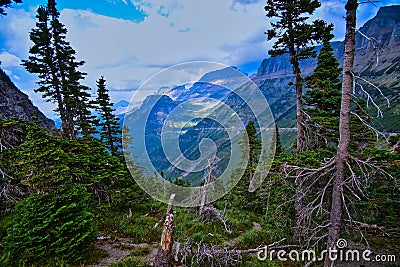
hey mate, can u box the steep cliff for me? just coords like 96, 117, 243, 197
0, 68, 55, 130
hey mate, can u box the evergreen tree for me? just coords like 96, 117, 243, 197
95, 76, 121, 156
265, 1, 333, 244
274, 124, 284, 155
245, 121, 261, 179
2, 186, 96, 266
304, 39, 342, 148
22, 5, 68, 134
22, 0, 94, 139
0, 0, 21, 15
265, 0, 332, 153
223, 121, 262, 210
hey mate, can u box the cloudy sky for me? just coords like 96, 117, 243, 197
0, 0, 398, 118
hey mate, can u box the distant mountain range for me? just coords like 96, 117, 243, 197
123, 67, 268, 184
1, 5, 398, 183
119, 5, 400, 181
253, 5, 400, 132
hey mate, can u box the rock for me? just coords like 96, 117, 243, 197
0, 68, 55, 131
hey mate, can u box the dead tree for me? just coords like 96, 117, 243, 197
324, 1, 358, 266
155, 194, 176, 267
197, 160, 231, 234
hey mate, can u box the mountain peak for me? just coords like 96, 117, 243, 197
376, 5, 400, 17
113, 100, 130, 109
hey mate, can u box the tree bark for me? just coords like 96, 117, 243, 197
324, 1, 358, 266
291, 57, 305, 245
295, 73, 305, 153
155, 194, 176, 267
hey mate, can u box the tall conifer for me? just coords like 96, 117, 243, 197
22, 0, 94, 139
304, 38, 342, 148
265, 0, 332, 153
265, 0, 333, 244
95, 76, 121, 156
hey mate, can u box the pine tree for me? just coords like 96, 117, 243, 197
95, 76, 121, 156
22, 0, 94, 139
265, 0, 332, 153
245, 121, 261, 179
274, 124, 284, 155
265, 1, 333, 244
0, 0, 22, 15
22, 5, 68, 135
304, 38, 342, 148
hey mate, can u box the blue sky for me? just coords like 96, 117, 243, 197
0, 0, 398, 118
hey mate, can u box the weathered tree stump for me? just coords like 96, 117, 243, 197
154, 194, 176, 267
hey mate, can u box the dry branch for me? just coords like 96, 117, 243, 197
177, 237, 297, 267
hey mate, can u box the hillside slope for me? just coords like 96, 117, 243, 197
0, 68, 55, 130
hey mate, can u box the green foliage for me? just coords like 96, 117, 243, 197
349, 98, 375, 153
245, 121, 261, 171
274, 124, 284, 155
1, 185, 96, 266
225, 121, 263, 211
265, 0, 330, 60
95, 207, 161, 244
22, 0, 95, 139
265, 0, 333, 152
94, 76, 122, 156
304, 41, 342, 149
1, 123, 144, 206
345, 150, 400, 241
129, 246, 150, 257
236, 229, 271, 249
173, 178, 191, 187
237, 257, 282, 267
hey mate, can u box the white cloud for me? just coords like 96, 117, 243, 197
57, 0, 269, 99
0, 52, 22, 67
0, 8, 36, 58
0, 0, 392, 118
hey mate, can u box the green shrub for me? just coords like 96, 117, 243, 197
1, 185, 96, 266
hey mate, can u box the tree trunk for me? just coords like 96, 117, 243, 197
324, 1, 358, 266
155, 194, 176, 267
295, 73, 305, 153
292, 60, 304, 245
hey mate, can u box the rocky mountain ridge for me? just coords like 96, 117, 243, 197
0, 68, 55, 130
253, 5, 400, 131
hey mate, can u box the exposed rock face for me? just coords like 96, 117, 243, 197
0, 68, 55, 130
355, 5, 400, 50
254, 5, 400, 130
256, 5, 400, 79
352, 5, 400, 92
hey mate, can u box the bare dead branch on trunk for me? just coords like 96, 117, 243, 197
356, 29, 380, 65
